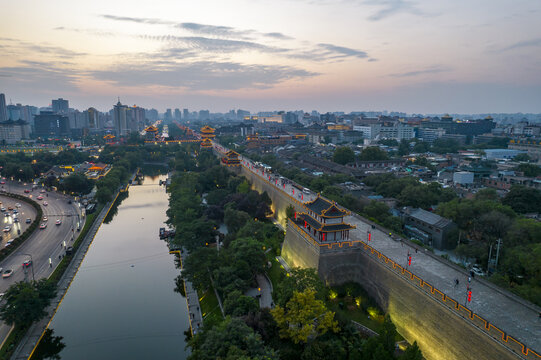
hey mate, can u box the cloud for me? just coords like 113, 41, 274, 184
364, 0, 428, 21
88, 61, 318, 91
0, 38, 87, 58
317, 43, 368, 59
53, 26, 114, 37
177, 22, 254, 39
494, 38, 541, 52
100, 14, 173, 25
389, 65, 451, 77
263, 32, 294, 40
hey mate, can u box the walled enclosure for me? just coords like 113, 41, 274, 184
216, 154, 532, 360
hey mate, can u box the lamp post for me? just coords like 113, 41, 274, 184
18, 253, 34, 282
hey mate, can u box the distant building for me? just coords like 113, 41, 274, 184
484, 149, 526, 160
34, 111, 70, 137
401, 207, 457, 250
258, 115, 283, 123
453, 171, 474, 185
183, 108, 189, 120
86, 107, 100, 130
199, 110, 210, 120
417, 128, 445, 143
174, 108, 181, 121
164, 109, 172, 122
0, 94, 7, 122
52, 98, 69, 114
113, 100, 128, 136
0, 120, 31, 144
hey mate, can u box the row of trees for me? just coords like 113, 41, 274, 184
168, 146, 422, 359
437, 187, 541, 306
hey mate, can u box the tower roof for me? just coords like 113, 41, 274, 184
305, 194, 349, 217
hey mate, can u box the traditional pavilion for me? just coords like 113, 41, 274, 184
144, 125, 159, 141
221, 150, 241, 166
200, 137, 213, 149
293, 194, 355, 243
200, 125, 215, 140
103, 134, 116, 144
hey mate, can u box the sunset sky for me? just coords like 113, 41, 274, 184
1, 0, 540, 113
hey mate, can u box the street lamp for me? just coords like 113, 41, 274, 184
18, 253, 34, 282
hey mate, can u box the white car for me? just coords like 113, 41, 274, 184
3, 226, 10, 232
43, 201, 48, 206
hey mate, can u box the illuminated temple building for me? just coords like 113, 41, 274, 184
221, 150, 241, 166
200, 125, 215, 149
292, 195, 355, 243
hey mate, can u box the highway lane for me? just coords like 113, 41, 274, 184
0, 181, 86, 346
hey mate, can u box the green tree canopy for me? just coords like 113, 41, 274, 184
333, 147, 355, 165
0, 280, 57, 326
359, 147, 389, 161
502, 185, 541, 214
271, 288, 339, 344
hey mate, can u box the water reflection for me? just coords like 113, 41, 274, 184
45, 175, 190, 360
31, 329, 65, 360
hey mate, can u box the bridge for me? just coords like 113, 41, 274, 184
211, 142, 541, 360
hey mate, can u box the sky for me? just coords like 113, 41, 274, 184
1, 0, 541, 114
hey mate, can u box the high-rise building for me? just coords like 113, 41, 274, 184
147, 109, 158, 122
164, 109, 172, 122
0, 94, 7, 122
183, 109, 189, 120
0, 119, 31, 144
52, 98, 69, 114
34, 111, 70, 137
127, 105, 145, 133
114, 100, 128, 136
86, 107, 100, 130
174, 108, 181, 121
199, 110, 210, 120
7, 104, 21, 120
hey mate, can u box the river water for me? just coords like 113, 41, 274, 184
46, 175, 190, 360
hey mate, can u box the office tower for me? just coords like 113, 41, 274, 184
183, 109, 189, 120
33, 111, 70, 137
52, 98, 69, 114
0, 94, 7, 122
174, 108, 181, 121
0, 120, 31, 144
127, 105, 145, 132
87, 107, 100, 129
147, 108, 158, 122
199, 110, 210, 120
114, 100, 128, 136
6, 104, 20, 120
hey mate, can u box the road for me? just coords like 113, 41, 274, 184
0, 180, 85, 346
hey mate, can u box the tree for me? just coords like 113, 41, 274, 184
62, 173, 94, 195
503, 186, 541, 213
188, 317, 276, 360
400, 341, 423, 360
359, 147, 388, 161
32, 329, 65, 360
0, 280, 57, 326
363, 201, 391, 224
275, 268, 327, 307
271, 289, 339, 344
516, 163, 541, 177
224, 207, 251, 234
230, 237, 267, 275
181, 248, 220, 291
333, 147, 355, 165
513, 153, 531, 162
223, 290, 259, 317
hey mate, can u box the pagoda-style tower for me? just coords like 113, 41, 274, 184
221, 150, 241, 166
200, 137, 213, 149
293, 194, 355, 243
200, 125, 215, 140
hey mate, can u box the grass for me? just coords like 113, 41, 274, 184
265, 254, 286, 302
199, 287, 222, 324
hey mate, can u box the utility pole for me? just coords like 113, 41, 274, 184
495, 238, 502, 271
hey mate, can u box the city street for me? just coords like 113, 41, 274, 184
0, 180, 85, 346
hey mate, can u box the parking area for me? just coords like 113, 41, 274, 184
0, 195, 38, 249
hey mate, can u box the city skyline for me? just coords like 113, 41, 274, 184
1, 0, 541, 113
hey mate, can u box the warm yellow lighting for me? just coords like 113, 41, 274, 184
355, 297, 361, 307
329, 290, 338, 300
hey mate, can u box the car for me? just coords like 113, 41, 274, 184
22, 260, 32, 268
25, 218, 31, 224
4, 240, 13, 247
43, 216, 48, 221
24, 189, 30, 193
43, 201, 48, 206
471, 265, 485, 277
13, 217, 19, 223
3, 226, 10, 232
55, 219, 62, 225
4, 213, 9, 217
0, 207, 5, 212
15, 203, 21, 208
7, 206, 13, 211
39, 223, 47, 229
40, 189, 46, 193
37, 196, 43, 200
2, 269, 13, 278
66, 246, 73, 255
0, 181, 4, 185
68, 200, 72, 204
12, 209, 17, 214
